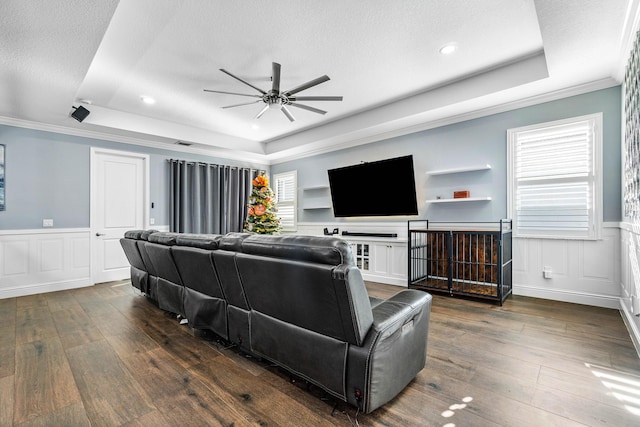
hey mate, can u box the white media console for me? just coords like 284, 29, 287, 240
292, 223, 409, 287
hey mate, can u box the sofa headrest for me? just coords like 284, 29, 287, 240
147, 232, 180, 245
218, 232, 251, 251
124, 230, 144, 239
140, 229, 159, 241
241, 234, 354, 266
175, 233, 221, 250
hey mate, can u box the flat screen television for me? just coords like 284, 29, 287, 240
328, 155, 419, 217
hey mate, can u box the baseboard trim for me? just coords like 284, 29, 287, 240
0, 278, 92, 299
513, 284, 621, 309
620, 300, 640, 358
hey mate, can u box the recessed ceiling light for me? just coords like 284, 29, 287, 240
439, 43, 458, 55
140, 95, 156, 105
78, 98, 93, 105
251, 124, 260, 130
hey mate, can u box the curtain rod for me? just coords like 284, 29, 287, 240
168, 159, 265, 174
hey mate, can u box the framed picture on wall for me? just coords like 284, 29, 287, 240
0, 144, 4, 211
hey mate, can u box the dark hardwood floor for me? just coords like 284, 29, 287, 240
2, 280, 640, 426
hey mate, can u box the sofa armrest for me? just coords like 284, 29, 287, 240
364, 290, 432, 413
372, 290, 431, 335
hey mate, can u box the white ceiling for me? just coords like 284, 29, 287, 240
0, 0, 636, 164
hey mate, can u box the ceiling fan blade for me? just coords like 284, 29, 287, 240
288, 96, 343, 101
288, 102, 327, 115
289, 96, 342, 101
283, 75, 330, 96
281, 105, 295, 122
220, 68, 267, 95
204, 89, 262, 98
255, 104, 269, 119
222, 100, 263, 109
272, 62, 281, 93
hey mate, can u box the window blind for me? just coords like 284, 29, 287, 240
509, 115, 601, 239
274, 171, 297, 230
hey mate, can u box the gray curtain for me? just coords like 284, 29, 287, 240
169, 159, 263, 234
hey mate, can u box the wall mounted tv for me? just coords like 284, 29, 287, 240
328, 155, 419, 217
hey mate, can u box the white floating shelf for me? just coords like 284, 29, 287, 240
302, 186, 330, 191
426, 197, 492, 204
302, 205, 332, 210
426, 164, 492, 175
302, 185, 331, 209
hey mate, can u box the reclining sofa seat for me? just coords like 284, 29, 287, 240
145, 232, 185, 316
137, 229, 161, 301
211, 233, 253, 350
120, 229, 159, 300
120, 230, 148, 292
170, 233, 228, 339
227, 233, 432, 414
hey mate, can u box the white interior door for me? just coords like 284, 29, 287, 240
91, 148, 148, 284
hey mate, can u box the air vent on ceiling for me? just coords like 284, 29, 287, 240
175, 141, 192, 146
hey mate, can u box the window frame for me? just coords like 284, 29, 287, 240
273, 170, 297, 232
507, 113, 603, 240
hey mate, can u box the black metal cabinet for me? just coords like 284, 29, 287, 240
408, 220, 512, 305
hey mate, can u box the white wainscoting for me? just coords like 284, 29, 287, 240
0, 228, 92, 299
0, 223, 628, 316
513, 224, 621, 309
619, 222, 640, 354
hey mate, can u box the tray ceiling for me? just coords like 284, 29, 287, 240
0, 0, 634, 163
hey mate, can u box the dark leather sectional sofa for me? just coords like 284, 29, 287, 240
120, 230, 432, 413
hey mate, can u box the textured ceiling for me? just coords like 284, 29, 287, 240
0, 0, 635, 163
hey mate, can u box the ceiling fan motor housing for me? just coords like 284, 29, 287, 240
265, 91, 286, 109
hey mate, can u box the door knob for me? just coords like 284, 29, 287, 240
96, 233, 106, 237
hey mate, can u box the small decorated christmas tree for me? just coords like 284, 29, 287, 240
244, 174, 281, 234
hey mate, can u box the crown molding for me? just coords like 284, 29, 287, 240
268, 77, 619, 164
0, 115, 270, 165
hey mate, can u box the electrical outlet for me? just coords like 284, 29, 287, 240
149, 218, 155, 225
42, 219, 53, 228
543, 266, 552, 279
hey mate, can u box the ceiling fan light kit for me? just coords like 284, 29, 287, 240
204, 62, 343, 122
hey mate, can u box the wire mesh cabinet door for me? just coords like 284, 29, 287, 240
409, 229, 451, 293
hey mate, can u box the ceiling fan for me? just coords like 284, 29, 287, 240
204, 62, 343, 122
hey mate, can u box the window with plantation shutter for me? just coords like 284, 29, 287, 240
274, 171, 297, 231
507, 113, 602, 239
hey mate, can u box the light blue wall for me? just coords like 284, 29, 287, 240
0, 125, 268, 230
271, 86, 622, 223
